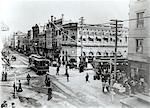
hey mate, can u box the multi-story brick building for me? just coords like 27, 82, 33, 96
45, 15, 63, 60
129, 0, 150, 90
32, 24, 39, 53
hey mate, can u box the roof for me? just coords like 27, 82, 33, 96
29, 54, 50, 62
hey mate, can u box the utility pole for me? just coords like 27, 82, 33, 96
79, 17, 85, 72
79, 17, 84, 62
110, 19, 123, 80
109, 19, 123, 102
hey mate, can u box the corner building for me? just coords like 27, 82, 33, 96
61, 23, 128, 67
129, 0, 150, 90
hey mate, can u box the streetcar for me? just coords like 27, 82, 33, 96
29, 54, 50, 75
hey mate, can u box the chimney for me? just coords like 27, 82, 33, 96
54, 17, 56, 21
61, 14, 64, 24
51, 15, 53, 22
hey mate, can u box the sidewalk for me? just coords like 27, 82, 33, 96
48, 65, 127, 108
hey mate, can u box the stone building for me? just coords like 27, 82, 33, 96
129, 0, 150, 89
61, 23, 128, 66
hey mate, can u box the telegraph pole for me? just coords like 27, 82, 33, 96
79, 17, 85, 61
79, 17, 84, 57
79, 17, 85, 72
110, 19, 123, 102
110, 19, 123, 80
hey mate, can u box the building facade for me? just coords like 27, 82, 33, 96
129, 0, 150, 90
61, 23, 128, 66
12, 31, 26, 51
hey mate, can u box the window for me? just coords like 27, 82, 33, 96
96, 37, 101, 42
66, 35, 68, 41
59, 30, 61, 35
62, 35, 64, 41
88, 37, 94, 41
136, 39, 143, 53
137, 12, 144, 28
125, 36, 127, 43
83, 38, 86, 41
71, 36, 75, 40
110, 38, 113, 41
79, 31, 82, 35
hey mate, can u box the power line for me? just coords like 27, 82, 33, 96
122, 15, 150, 22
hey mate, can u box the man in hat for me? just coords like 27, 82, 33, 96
11, 102, 15, 108
17, 80, 23, 92
56, 66, 60, 75
85, 73, 90, 83
1, 72, 4, 81
47, 88, 52, 100
4, 72, 7, 81
26, 74, 31, 85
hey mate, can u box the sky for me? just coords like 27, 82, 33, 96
0, 0, 130, 39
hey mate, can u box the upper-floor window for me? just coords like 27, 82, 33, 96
136, 39, 143, 53
66, 35, 68, 41
71, 36, 75, 40
125, 36, 127, 43
137, 12, 144, 28
62, 35, 64, 41
59, 30, 61, 35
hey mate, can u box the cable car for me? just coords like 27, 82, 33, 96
29, 54, 50, 75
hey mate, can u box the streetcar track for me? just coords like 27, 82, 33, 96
6, 50, 99, 107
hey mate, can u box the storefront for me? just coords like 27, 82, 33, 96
128, 60, 150, 93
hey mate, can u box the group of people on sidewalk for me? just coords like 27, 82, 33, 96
13, 80, 23, 94
1, 72, 7, 81
12, 74, 31, 99
101, 69, 111, 93
56, 64, 70, 82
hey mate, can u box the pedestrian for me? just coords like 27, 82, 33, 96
105, 80, 110, 92
2, 101, 7, 108
46, 77, 51, 87
26, 74, 31, 85
17, 80, 23, 92
47, 87, 52, 100
56, 66, 60, 75
79, 64, 84, 73
4, 72, 7, 81
85, 73, 90, 83
66, 72, 69, 82
11, 102, 15, 108
1, 72, 4, 81
101, 71, 106, 93
13, 82, 16, 94
65, 65, 68, 75
45, 74, 48, 86
1, 102, 5, 108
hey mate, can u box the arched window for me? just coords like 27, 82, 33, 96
89, 52, 94, 56
96, 52, 101, 59
82, 52, 86, 56
96, 52, 101, 55
104, 51, 108, 57
117, 51, 122, 57
62, 51, 64, 54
